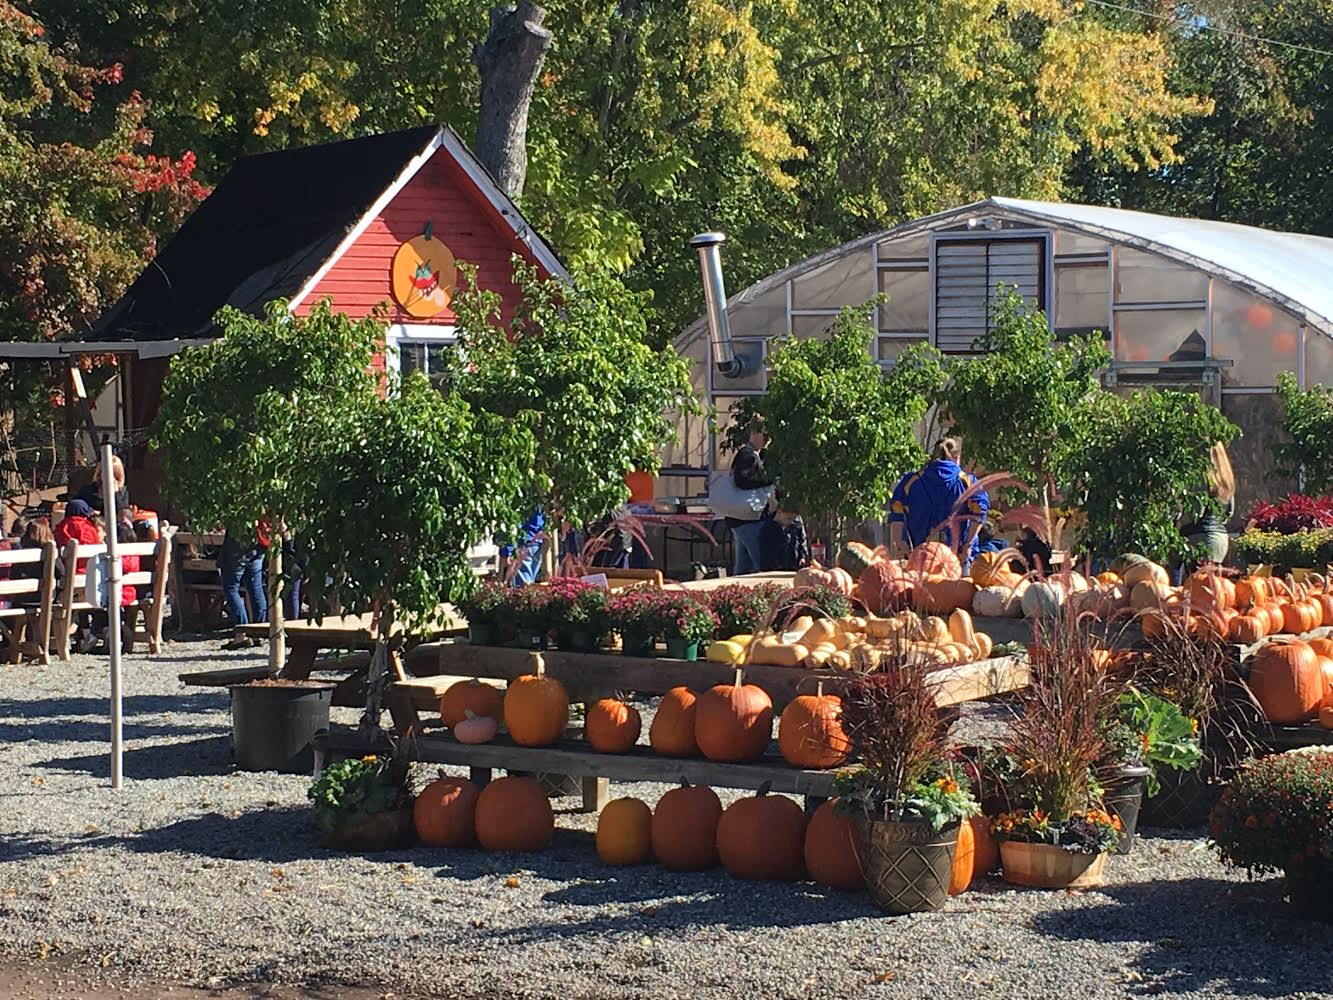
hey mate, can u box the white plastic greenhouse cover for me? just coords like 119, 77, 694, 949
679, 197, 1333, 346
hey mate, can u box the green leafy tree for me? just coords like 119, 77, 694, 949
742, 303, 933, 527
299, 372, 531, 729
152, 300, 382, 668
939, 289, 1110, 499
1274, 371, 1333, 493
1063, 389, 1237, 562
452, 258, 697, 532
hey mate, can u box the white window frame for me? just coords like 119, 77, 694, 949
385, 323, 457, 382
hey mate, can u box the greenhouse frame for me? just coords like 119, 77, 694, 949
668, 197, 1333, 517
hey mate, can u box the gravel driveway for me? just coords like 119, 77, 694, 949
2, 638, 1331, 1000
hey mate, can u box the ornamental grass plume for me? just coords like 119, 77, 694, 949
1006, 602, 1125, 821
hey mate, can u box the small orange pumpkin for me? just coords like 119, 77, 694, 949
585, 696, 642, 753
439, 678, 503, 728
1320, 705, 1333, 729
503, 655, 569, 747
1308, 637, 1333, 659
596, 797, 653, 866
649, 686, 698, 757
777, 684, 851, 769
949, 816, 975, 896
1228, 613, 1267, 645
802, 799, 863, 891
1235, 576, 1270, 609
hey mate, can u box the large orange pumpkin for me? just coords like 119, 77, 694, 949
907, 541, 962, 580
970, 551, 1021, 588
585, 697, 642, 753
777, 688, 851, 769
503, 655, 569, 747
649, 686, 698, 757
413, 776, 480, 848
438, 678, 503, 728
802, 799, 863, 891
596, 797, 653, 865
1248, 639, 1324, 723
716, 788, 806, 881
695, 669, 774, 763
949, 817, 975, 895
1187, 572, 1233, 612
1318, 656, 1333, 710
1228, 613, 1267, 645
651, 783, 723, 871
857, 559, 911, 614
1282, 601, 1321, 635
474, 776, 555, 852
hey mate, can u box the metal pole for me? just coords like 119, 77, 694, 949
102, 442, 123, 788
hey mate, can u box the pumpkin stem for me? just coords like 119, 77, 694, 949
815, 679, 824, 699
756, 780, 772, 797
733, 666, 743, 688
533, 653, 546, 677
463, 708, 477, 721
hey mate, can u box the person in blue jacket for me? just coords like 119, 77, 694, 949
888, 437, 990, 570
500, 509, 545, 586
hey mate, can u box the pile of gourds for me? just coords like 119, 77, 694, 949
704, 607, 994, 671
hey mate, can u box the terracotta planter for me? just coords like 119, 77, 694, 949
858, 817, 959, 914
1000, 841, 1107, 889
319, 806, 416, 852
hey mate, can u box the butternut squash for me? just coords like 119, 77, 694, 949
974, 632, 994, 660
705, 640, 747, 665
750, 637, 810, 668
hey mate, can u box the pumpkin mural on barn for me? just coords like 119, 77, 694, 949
390, 230, 457, 317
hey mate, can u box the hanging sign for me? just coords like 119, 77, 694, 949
390, 223, 457, 318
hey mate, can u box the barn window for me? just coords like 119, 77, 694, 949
386, 325, 455, 390
932, 235, 1049, 353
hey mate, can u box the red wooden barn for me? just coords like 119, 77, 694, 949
11, 125, 567, 512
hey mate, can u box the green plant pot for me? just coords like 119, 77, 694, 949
512, 628, 547, 651
664, 637, 700, 661
621, 632, 656, 657
558, 629, 597, 653
468, 623, 496, 646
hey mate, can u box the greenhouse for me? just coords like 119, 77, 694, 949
669, 198, 1333, 516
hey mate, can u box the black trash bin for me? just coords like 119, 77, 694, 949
229, 681, 334, 773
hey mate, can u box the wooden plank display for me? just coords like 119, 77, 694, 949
427, 640, 1028, 710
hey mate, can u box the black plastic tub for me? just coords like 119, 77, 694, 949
229, 681, 334, 773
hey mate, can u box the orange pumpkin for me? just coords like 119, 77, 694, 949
596, 797, 653, 866
1308, 637, 1333, 659
649, 686, 698, 757
413, 776, 480, 848
1235, 576, 1270, 608
970, 551, 1022, 589
695, 669, 774, 763
907, 541, 962, 580
474, 776, 554, 852
777, 687, 851, 769
1095, 571, 1122, 586
1320, 706, 1333, 729
503, 655, 569, 747
716, 788, 807, 881
585, 697, 642, 753
1248, 639, 1324, 723
949, 816, 975, 895
1187, 572, 1233, 612
1228, 613, 1267, 645
651, 782, 723, 871
1282, 601, 1321, 635
968, 814, 999, 876
913, 576, 977, 615
1260, 602, 1286, 634
802, 799, 863, 891
1189, 609, 1230, 642
1318, 656, 1333, 710
857, 559, 912, 614
439, 678, 503, 728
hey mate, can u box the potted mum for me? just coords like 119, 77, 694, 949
995, 609, 1124, 888
657, 591, 719, 661
457, 578, 508, 646
307, 753, 415, 852
507, 584, 552, 650
709, 582, 787, 638
544, 577, 609, 652
1211, 749, 1333, 922
837, 652, 979, 914
608, 585, 663, 656
1100, 688, 1203, 854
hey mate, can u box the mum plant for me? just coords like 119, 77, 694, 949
543, 577, 610, 636
655, 591, 719, 643
708, 581, 787, 638
607, 585, 666, 643
1210, 750, 1333, 876
457, 578, 508, 637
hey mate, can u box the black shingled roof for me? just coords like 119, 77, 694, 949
84, 125, 441, 343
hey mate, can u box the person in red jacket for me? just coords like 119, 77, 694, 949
54, 500, 101, 562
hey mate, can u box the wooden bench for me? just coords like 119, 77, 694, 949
0, 541, 57, 664
51, 537, 171, 660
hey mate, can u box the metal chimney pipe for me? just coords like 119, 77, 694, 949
690, 231, 746, 378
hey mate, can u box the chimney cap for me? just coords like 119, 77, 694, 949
689, 231, 727, 248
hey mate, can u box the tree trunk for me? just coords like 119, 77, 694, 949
268, 537, 286, 674
474, 1, 553, 199
359, 600, 397, 738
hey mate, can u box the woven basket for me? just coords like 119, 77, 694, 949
1138, 767, 1220, 830
858, 817, 959, 914
1001, 841, 1107, 889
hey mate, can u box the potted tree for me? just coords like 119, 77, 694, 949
308, 752, 415, 851
836, 650, 979, 914
1211, 749, 1333, 922
994, 609, 1125, 888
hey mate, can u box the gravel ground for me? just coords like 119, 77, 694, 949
2, 637, 1332, 1000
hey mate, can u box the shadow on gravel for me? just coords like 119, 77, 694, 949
0, 693, 227, 719
35, 733, 236, 780
1030, 875, 1333, 996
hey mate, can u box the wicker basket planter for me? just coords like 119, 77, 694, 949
1000, 841, 1107, 889
857, 817, 960, 914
